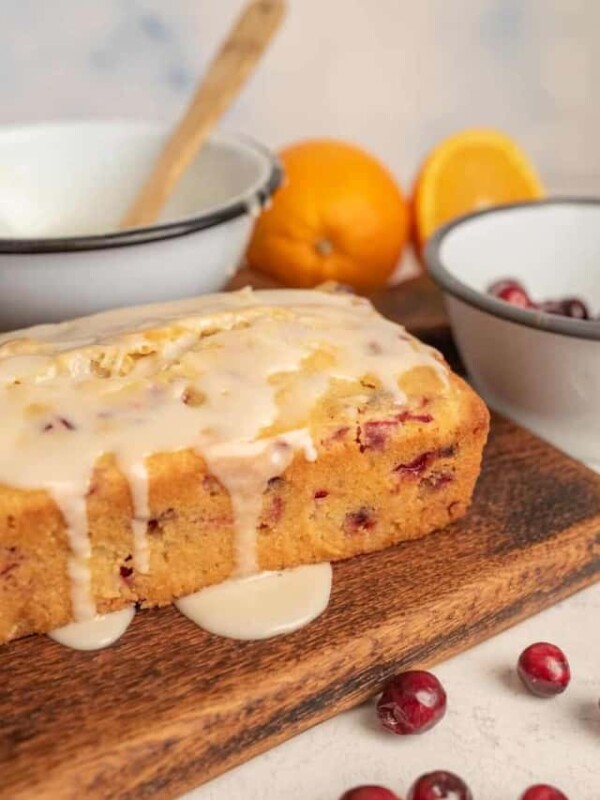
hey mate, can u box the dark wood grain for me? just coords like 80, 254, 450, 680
1, 414, 599, 800
371, 273, 448, 338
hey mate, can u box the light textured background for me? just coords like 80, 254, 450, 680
2, 0, 599, 192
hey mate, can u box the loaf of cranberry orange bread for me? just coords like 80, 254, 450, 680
0, 287, 489, 643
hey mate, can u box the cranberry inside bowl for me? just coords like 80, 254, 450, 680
425, 199, 600, 468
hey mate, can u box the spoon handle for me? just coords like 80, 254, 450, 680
120, 0, 285, 230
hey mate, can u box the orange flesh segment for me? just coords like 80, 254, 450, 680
415, 129, 544, 245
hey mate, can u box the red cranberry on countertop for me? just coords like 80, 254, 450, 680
407, 771, 472, 800
377, 670, 447, 735
488, 278, 533, 308
520, 785, 568, 800
340, 787, 400, 800
517, 642, 571, 697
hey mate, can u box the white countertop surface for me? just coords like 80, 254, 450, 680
184, 565, 600, 800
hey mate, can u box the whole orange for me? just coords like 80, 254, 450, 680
246, 139, 409, 291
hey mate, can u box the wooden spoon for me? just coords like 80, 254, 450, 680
119, 0, 286, 231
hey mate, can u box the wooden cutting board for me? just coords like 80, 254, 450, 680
1, 276, 600, 800
1, 416, 599, 800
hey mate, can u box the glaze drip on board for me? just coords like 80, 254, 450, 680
48, 606, 135, 650
0, 288, 447, 622
175, 563, 333, 640
49, 563, 333, 649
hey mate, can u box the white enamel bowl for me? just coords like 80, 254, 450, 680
0, 120, 281, 330
425, 200, 600, 467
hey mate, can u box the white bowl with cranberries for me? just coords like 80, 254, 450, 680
425, 199, 600, 467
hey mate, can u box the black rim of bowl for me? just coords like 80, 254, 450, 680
425, 197, 600, 342
0, 132, 283, 254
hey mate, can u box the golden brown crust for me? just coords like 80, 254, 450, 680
0, 370, 489, 644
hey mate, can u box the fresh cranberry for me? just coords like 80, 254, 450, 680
488, 279, 533, 308
489, 278, 524, 295
560, 298, 589, 319
520, 785, 568, 800
539, 301, 565, 316
517, 642, 571, 697
377, 670, 447, 735
499, 286, 532, 307
340, 786, 400, 800
407, 771, 472, 800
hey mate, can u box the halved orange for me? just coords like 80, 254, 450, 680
413, 128, 544, 250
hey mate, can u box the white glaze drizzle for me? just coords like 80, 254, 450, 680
0, 288, 447, 622
120, 461, 151, 573
51, 564, 331, 650
48, 606, 135, 650
174, 563, 333, 640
